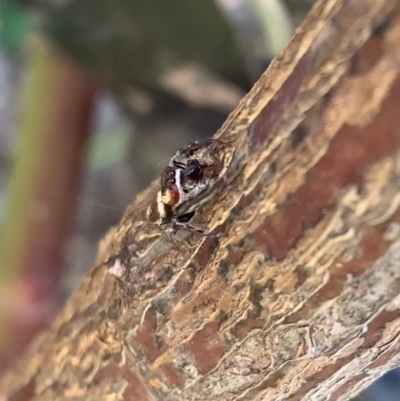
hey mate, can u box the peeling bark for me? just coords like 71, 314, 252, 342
2, 0, 400, 400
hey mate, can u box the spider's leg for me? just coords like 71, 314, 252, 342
174, 220, 220, 237
172, 160, 186, 169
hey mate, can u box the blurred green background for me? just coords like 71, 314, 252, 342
0, 0, 398, 399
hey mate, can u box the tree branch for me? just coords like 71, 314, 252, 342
2, 0, 400, 400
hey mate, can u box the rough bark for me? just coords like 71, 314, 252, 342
2, 0, 400, 400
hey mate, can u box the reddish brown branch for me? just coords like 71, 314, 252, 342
0, 36, 96, 371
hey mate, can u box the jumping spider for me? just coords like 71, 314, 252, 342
146, 139, 226, 237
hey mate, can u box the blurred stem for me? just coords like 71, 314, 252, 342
0, 34, 96, 369
250, 0, 293, 55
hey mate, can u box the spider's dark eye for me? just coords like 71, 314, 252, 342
184, 161, 203, 182
168, 178, 175, 185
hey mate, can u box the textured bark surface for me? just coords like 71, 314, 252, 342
2, 0, 400, 400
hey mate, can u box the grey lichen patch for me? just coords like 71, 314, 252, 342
334, 240, 400, 326
384, 222, 400, 241
108, 259, 126, 278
